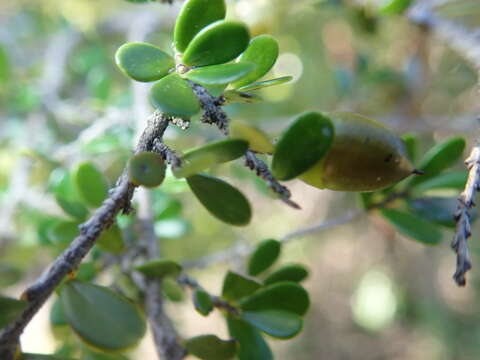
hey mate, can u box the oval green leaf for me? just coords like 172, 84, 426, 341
239, 282, 310, 316
232, 35, 279, 89
72, 162, 109, 208
134, 259, 182, 278
115, 42, 174, 82
241, 310, 303, 339
0, 296, 28, 329
230, 121, 274, 154
187, 174, 252, 226
50, 298, 68, 327
129, 152, 166, 188
247, 239, 281, 276
272, 112, 335, 180
97, 224, 125, 254
408, 197, 461, 228
182, 21, 250, 67
174, 0, 226, 53
174, 139, 248, 178
184, 62, 256, 86
236, 76, 293, 92
413, 171, 468, 193
60, 280, 146, 351
407, 137, 466, 188
193, 289, 214, 316
161, 278, 185, 302
222, 271, 262, 302
55, 194, 89, 220
227, 316, 272, 360
185, 334, 237, 360
381, 208, 443, 245
48, 221, 80, 248
263, 264, 309, 285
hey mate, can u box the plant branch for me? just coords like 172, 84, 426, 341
452, 144, 480, 286
0, 112, 170, 359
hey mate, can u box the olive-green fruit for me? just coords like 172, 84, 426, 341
182, 21, 250, 67
115, 42, 174, 82
232, 34, 279, 88
150, 73, 200, 118
300, 112, 413, 191
128, 152, 166, 188
173, 0, 226, 53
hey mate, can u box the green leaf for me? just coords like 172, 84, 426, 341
184, 63, 256, 86
60, 280, 146, 351
380, 0, 413, 15
407, 137, 466, 188
82, 349, 129, 360
150, 73, 200, 118
193, 289, 214, 316
128, 152, 166, 188
222, 90, 263, 105
187, 174, 252, 226
412, 171, 468, 193
72, 162, 109, 208
0, 296, 28, 329
263, 264, 309, 285
236, 76, 293, 92
230, 121, 274, 154
174, 139, 248, 178
222, 271, 262, 302
174, 0, 226, 52
381, 208, 443, 245
161, 278, 185, 302
76, 263, 97, 282
227, 316, 272, 360
182, 21, 250, 67
408, 197, 461, 228
232, 35, 279, 89
97, 224, 125, 254
239, 282, 310, 316
55, 194, 89, 220
247, 239, 281, 276
21, 354, 77, 360
48, 221, 80, 247
241, 310, 303, 339
184, 334, 237, 360
135, 259, 182, 278
115, 42, 174, 82
401, 133, 418, 163
272, 112, 335, 180
50, 298, 68, 327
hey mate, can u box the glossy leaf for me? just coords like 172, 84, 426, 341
247, 239, 281, 276
239, 282, 310, 316
264, 264, 309, 285
184, 63, 256, 86
193, 289, 214, 316
182, 21, 250, 67
222, 271, 262, 302
407, 137, 466, 188
187, 174, 252, 226
227, 316, 272, 360
300, 112, 414, 191
174, 139, 248, 178
413, 171, 468, 193
230, 121, 274, 154
55, 194, 88, 220
174, 0, 226, 52
381, 208, 443, 245
236, 76, 293, 92
115, 42, 174, 82
96, 224, 125, 254
272, 112, 335, 180
72, 162, 109, 208
161, 278, 185, 302
135, 259, 182, 278
150, 73, 200, 118
408, 197, 460, 228
129, 152, 166, 188
60, 280, 146, 351
232, 35, 279, 88
241, 310, 303, 339
185, 334, 237, 360
0, 296, 27, 329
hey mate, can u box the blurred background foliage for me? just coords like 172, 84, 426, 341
1, 0, 480, 359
